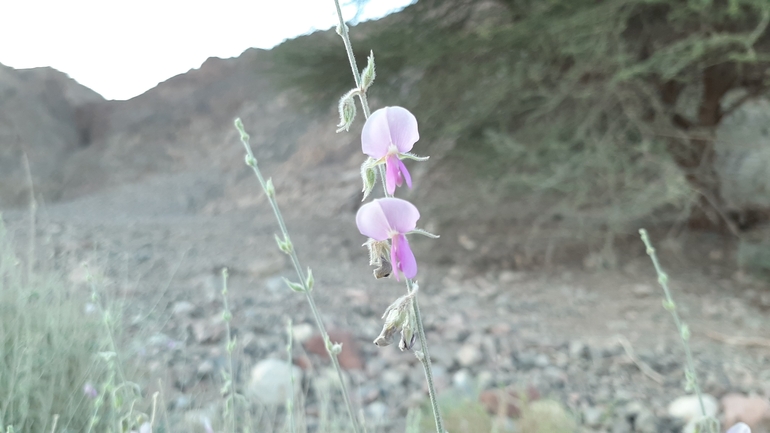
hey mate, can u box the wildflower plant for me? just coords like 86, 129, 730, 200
331, 1, 445, 432
233, 1, 445, 431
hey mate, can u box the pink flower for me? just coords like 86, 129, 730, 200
362, 106, 419, 195
356, 198, 420, 281
727, 423, 751, 433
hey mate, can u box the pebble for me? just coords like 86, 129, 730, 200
365, 401, 389, 424
582, 406, 604, 427
452, 369, 475, 395
291, 323, 315, 344
172, 301, 196, 317
722, 393, 770, 429
667, 394, 718, 422
456, 343, 483, 367
247, 359, 302, 405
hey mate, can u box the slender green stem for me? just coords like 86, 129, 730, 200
639, 229, 706, 417
407, 280, 445, 433
237, 129, 361, 433
286, 319, 297, 433
220, 268, 237, 432
330, 2, 445, 431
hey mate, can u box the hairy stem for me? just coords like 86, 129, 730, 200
407, 279, 445, 433
332, 0, 371, 119
236, 123, 361, 433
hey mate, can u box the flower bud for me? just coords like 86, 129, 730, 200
360, 158, 377, 201
336, 89, 358, 133
264, 178, 275, 198
360, 50, 376, 91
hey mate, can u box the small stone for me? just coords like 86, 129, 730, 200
631, 284, 655, 298
247, 359, 302, 405
515, 352, 538, 370
458, 234, 477, 250
583, 406, 605, 427
534, 353, 550, 368
190, 316, 226, 344
568, 340, 589, 360
452, 369, 474, 395
456, 343, 483, 367
365, 401, 389, 425
292, 323, 314, 344
197, 360, 215, 378
381, 369, 406, 388
722, 393, 770, 429
170, 395, 192, 411
499, 270, 526, 284
667, 394, 718, 422
171, 301, 196, 317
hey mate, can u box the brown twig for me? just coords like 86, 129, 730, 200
705, 330, 770, 348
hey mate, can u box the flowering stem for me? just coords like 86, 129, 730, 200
332, 0, 371, 119
407, 279, 445, 433
331, 2, 445, 431
639, 229, 706, 417
236, 122, 361, 433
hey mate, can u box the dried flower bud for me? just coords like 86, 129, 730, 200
374, 285, 418, 351
363, 238, 391, 279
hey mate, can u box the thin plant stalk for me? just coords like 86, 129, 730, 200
406, 280, 444, 433
638, 229, 706, 415
331, 0, 371, 120
220, 268, 237, 432
235, 121, 361, 433
330, 2, 445, 431
286, 319, 296, 433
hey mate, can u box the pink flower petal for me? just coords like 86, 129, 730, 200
361, 107, 419, 158
393, 234, 417, 279
396, 157, 412, 189
385, 154, 400, 195
391, 236, 400, 281
376, 198, 420, 234
356, 201, 391, 240
385, 107, 419, 153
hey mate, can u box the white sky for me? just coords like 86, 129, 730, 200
0, 0, 413, 100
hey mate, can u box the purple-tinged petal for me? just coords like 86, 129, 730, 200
356, 201, 391, 240
391, 237, 400, 281
396, 157, 412, 189
362, 107, 419, 157
377, 198, 420, 234
393, 234, 417, 279
726, 423, 751, 433
385, 154, 400, 195
362, 108, 392, 158
385, 107, 419, 153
